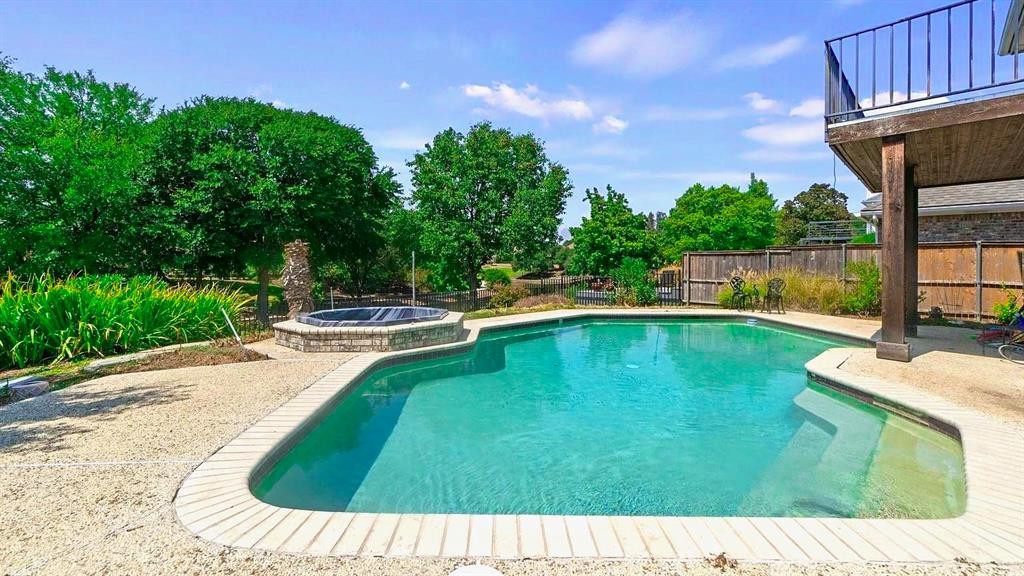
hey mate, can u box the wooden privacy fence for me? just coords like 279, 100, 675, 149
674, 242, 1024, 320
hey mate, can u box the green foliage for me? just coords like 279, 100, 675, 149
568, 186, 658, 275
489, 284, 531, 308
143, 97, 399, 315
0, 57, 162, 275
775, 183, 853, 246
481, 268, 513, 287
609, 257, 658, 307
993, 288, 1022, 324
409, 122, 571, 291
843, 260, 882, 315
716, 269, 846, 315
0, 274, 247, 369
659, 176, 779, 261
850, 232, 877, 244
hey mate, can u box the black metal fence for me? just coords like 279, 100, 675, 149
825, 0, 1023, 124
237, 272, 689, 332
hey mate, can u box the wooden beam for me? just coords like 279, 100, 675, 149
904, 166, 918, 338
878, 135, 912, 362
827, 91, 1024, 144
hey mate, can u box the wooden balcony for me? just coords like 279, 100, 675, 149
824, 0, 1024, 360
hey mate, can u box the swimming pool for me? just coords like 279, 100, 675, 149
253, 318, 965, 518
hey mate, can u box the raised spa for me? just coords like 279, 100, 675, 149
273, 306, 462, 353
255, 318, 966, 518
298, 306, 448, 327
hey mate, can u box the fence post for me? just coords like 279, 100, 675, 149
975, 240, 983, 322
684, 253, 691, 306
765, 249, 771, 272
840, 243, 848, 286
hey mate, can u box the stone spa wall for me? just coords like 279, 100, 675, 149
273, 313, 464, 353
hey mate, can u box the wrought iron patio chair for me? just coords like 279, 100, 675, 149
729, 276, 749, 311
762, 278, 786, 314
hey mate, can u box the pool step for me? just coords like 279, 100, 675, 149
739, 389, 884, 517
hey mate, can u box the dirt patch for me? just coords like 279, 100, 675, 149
103, 344, 269, 375
1, 340, 270, 406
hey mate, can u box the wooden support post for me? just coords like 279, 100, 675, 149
975, 241, 984, 322
904, 166, 918, 337
878, 135, 912, 362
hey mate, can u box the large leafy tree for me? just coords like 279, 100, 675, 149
567, 185, 658, 275
0, 57, 165, 274
658, 176, 778, 261
775, 183, 853, 245
144, 97, 399, 321
409, 122, 571, 291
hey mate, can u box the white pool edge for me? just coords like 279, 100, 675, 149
173, 309, 1024, 563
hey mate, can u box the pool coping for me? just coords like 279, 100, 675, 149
173, 309, 1024, 563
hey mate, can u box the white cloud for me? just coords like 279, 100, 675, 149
742, 120, 821, 146
249, 84, 273, 98
789, 99, 825, 118
249, 84, 287, 108
399, 81, 411, 90
744, 92, 781, 112
740, 148, 831, 162
367, 129, 432, 151
570, 11, 715, 78
716, 35, 805, 70
593, 114, 629, 134
462, 83, 592, 121
858, 90, 949, 115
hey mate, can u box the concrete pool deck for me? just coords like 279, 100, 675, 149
2, 308, 1021, 575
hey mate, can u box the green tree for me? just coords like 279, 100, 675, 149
0, 57, 164, 275
658, 176, 778, 261
775, 183, 853, 245
409, 122, 571, 291
144, 97, 398, 321
567, 185, 658, 275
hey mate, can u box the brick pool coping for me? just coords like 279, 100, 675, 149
173, 309, 1024, 563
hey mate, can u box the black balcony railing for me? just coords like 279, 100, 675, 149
825, 0, 1024, 125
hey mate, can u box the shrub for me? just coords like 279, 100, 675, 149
610, 257, 658, 307
0, 274, 248, 369
843, 259, 882, 316
716, 268, 846, 314
480, 267, 513, 287
514, 294, 572, 308
489, 284, 531, 308
993, 288, 1022, 324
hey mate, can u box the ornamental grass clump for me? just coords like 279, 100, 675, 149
0, 273, 248, 369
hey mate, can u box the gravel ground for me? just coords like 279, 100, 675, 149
1, 335, 1021, 576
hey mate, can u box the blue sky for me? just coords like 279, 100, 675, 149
2, 0, 949, 225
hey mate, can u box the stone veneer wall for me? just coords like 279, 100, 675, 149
917, 212, 1024, 242
274, 314, 463, 353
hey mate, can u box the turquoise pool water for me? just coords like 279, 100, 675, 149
254, 319, 965, 518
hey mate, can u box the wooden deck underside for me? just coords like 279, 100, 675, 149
827, 92, 1024, 192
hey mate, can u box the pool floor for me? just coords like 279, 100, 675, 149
254, 319, 965, 518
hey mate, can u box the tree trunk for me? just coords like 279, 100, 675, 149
257, 265, 270, 326
282, 240, 314, 318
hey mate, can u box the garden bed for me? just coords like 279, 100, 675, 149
1, 340, 270, 405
